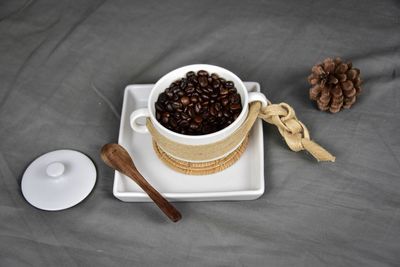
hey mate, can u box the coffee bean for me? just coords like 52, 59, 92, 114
190, 96, 198, 103
185, 86, 195, 94
220, 87, 229, 95
187, 107, 194, 117
201, 94, 210, 100
172, 102, 182, 110
197, 70, 208, 76
181, 113, 190, 120
155, 71, 242, 135
230, 103, 241, 111
228, 88, 237, 94
180, 79, 187, 89
186, 71, 195, 78
210, 105, 216, 116
189, 122, 199, 130
221, 98, 229, 106
195, 103, 202, 113
225, 81, 234, 88
211, 73, 219, 80
169, 118, 177, 128
212, 79, 220, 89
161, 112, 170, 124
155, 102, 164, 112
179, 120, 189, 128
180, 96, 190, 106
198, 76, 208, 87
166, 103, 173, 112
158, 92, 168, 103
194, 115, 203, 124
223, 110, 231, 117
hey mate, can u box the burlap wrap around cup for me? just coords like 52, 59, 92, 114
147, 101, 335, 175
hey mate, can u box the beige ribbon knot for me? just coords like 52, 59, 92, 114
259, 103, 335, 162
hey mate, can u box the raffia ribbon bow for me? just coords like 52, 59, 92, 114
259, 102, 335, 162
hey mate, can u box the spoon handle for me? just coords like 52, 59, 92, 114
126, 167, 182, 222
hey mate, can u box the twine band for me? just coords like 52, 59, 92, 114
147, 101, 335, 175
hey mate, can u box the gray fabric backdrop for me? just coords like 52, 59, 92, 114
1, 0, 399, 266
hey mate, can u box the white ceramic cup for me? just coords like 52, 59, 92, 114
130, 64, 268, 160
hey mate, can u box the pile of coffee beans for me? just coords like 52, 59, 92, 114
155, 70, 243, 135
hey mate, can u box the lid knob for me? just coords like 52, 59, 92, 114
46, 162, 65, 177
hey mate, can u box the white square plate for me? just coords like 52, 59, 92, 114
113, 82, 265, 202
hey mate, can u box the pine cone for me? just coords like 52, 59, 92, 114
308, 57, 362, 113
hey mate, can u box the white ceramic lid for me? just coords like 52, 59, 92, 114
21, 150, 96, 211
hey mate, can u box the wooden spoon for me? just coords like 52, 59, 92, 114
101, 143, 182, 222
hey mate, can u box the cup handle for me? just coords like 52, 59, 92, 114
248, 92, 268, 108
130, 108, 150, 134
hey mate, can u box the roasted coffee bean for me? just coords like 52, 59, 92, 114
198, 76, 208, 87
187, 107, 194, 117
228, 88, 237, 94
186, 71, 195, 78
155, 71, 242, 135
212, 79, 220, 89
172, 102, 182, 109
194, 115, 203, 124
201, 94, 210, 100
230, 103, 241, 111
197, 70, 208, 76
179, 120, 189, 128
190, 96, 198, 103
185, 86, 195, 94
155, 102, 164, 112
195, 103, 202, 113
166, 103, 173, 112
180, 96, 190, 106
223, 110, 231, 118
161, 112, 170, 124
225, 81, 234, 88
169, 118, 177, 128
181, 113, 190, 120
210, 105, 216, 116
189, 122, 199, 130
220, 87, 229, 95
229, 94, 240, 104
158, 92, 168, 103
221, 98, 229, 106
211, 73, 219, 80
180, 79, 187, 89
